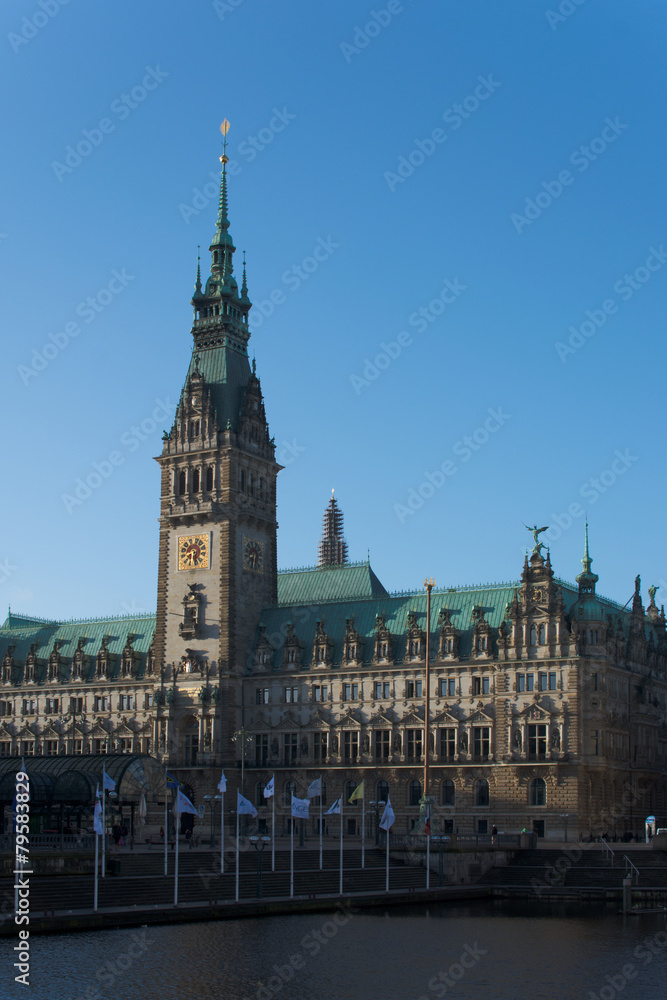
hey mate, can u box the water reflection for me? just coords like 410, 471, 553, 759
4, 900, 667, 1000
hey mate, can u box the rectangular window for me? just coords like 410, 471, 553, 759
45, 740, 59, 756
283, 733, 298, 765
342, 683, 358, 702
528, 724, 548, 757
538, 673, 548, 691
21, 741, 34, 756
590, 729, 599, 756
22, 700, 36, 716
74, 739, 83, 755
94, 738, 108, 754
483, 677, 490, 695
472, 677, 481, 695
70, 697, 83, 714
285, 686, 298, 703
45, 698, 59, 714
526, 674, 534, 692
145, 692, 154, 709
374, 681, 390, 699
548, 672, 557, 691
94, 696, 110, 712
405, 680, 423, 698
119, 738, 133, 754
439, 728, 457, 759
448, 678, 456, 697
118, 694, 134, 711
407, 729, 424, 758
473, 726, 490, 759
313, 733, 328, 761
374, 730, 390, 758
517, 674, 525, 693
256, 688, 269, 705
255, 734, 269, 766
0, 742, 11, 755
313, 685, 328, 702
343, 731, 359, 760
592, 673, 599, 691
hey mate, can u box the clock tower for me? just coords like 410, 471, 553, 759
154, 126, 281, 769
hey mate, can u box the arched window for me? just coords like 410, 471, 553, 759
538, 624, 546, 645
409, 779, 422, 806
346, 780, 358, 805
255, 781, 265, 806
284, 780, 297, 808
530, 624, 537, 645
258, 477, 264, 499
178, 471, 186, 495
249, 474, 254, 496
240, 469, 246, 491
376, 780, 389, 805
475, 779, 489, 807
206, 467, 214, 491
530, 777, 546, 806
442, 779, 455, 806
192, 469, 200, 492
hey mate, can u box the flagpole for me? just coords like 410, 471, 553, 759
290, 816, 294, 898
101, 773, 106, 880
220, 790, 224, 874
94, 830, 99, 912
361, 792, 365, 869
271, 786, 275, 872
174, 800, 180, 906
164, 768, 168, 877
386, 822, 389, 892
339, 798, 344, 895
426, 827, 430, 889
235, 809, 240, 902
319, 797, 323, 870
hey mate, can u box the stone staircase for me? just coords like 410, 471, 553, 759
479, 846, 667, 895
3, 849, 432, 913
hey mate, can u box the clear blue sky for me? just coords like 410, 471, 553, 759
1, 0, 666, 620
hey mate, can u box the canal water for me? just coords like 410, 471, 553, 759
2, 899, 666, 1000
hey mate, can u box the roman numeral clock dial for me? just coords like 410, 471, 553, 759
178, 534, 210, 571
243, 536, 264, 573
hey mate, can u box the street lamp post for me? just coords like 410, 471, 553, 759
231, 728, 253, 795
370, 800, 386, 845
204, 794, 222, 848
249, 835, 271, 898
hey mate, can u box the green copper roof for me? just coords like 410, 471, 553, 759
184, 343, 250, 433
276, 562, 388, 606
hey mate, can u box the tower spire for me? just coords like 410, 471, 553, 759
576, 520, 598, 594
210, 119, 234, 278
318, 492, 348, 566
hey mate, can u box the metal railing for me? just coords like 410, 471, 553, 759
0, 833, 95, 851
600, 838, 615, 865
624, 855, 640, 884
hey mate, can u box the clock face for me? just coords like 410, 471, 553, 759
243, 536, 264, 573
178, 534, 210, 571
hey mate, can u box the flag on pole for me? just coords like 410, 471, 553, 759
263, 776, 275, 799
425, 803, 431, 837
217, 771, 227, 793
93, 785, 103, 835
102, 766, 116, 792
306, 777, 322, 799
291, 795, 310, 819
348, 781, 364, 804
237, 791, 258, 817
380, 797, 395, 831
166, 771, 180, 789
176, 790, 198, 816
325, 798, 341, 815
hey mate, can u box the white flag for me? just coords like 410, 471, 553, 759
102, 767, 116, 792
291, 795, 310, 820
306, 777, 322, 799
379, 797, 395, 832
217, 771, 227, 793
325, 797, 341, 815
176, 789, 198, 816
93, 786, 103, 835
263, 776, 275, 799
237, 791, 258, 817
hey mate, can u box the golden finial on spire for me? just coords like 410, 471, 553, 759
219, 119, 230, 164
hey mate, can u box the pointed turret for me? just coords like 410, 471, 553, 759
318, 492, 348, 566
576, 521, 599, 596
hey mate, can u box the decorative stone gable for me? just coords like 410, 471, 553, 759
437, 607, 460, 659
311, 620, 333, 667
343, 617, 363, 664
373, 612, 393, 664
254, 625, 274, 670
282, 623, 302, 668
405, 609, 425, 661
470, 606, 493, 659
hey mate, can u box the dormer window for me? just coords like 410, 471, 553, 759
287, 649, 296, 664
190, 420, 200, 437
